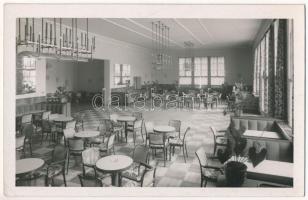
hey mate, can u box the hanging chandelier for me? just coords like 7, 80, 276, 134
16, 18, 96, 61
151, 21, 172, 70
184, 41, 194, 71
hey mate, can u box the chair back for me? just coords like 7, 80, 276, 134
21, 114, 32, 124
82, 147, 100, 166
182, 127, 191, 141
149, 132, 164, 146
52, 144, 67, 163
144, 121, 154, 134
78, 174, 103, 187
66, 120, 76, 130
209, 126, 219, 142
132, 112, 143, 120
22, 124, 35, 139
42, 111, 51, 120
68, 138, 84, 151
132, 145, 149, 164
134, 119, 143, 129
195, 148, 208, 167
168, 120, 181, 137
63, 128, 75, 139
107, 134, 116, 149
41, 119, 52, 131
103, 119, 113, 132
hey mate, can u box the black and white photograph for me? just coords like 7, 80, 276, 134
1, 2, 305, 198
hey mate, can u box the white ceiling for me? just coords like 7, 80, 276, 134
64, 18, 265, 50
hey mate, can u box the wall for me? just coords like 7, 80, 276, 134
46, 59, 77, 94
76, 59, 104, 92
151, 47, 254, 86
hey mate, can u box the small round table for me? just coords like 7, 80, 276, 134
50, 114, 74, 129
16, 158, 45, 176
74, 130, 100, 138
153, 125, 175, 134
116, 116, 136, 138
96, 155, 133, 186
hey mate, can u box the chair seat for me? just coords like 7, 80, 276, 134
168, 131, 179, 138
98, 143, 112, 151
169, 138, 183, 145
216, 137, 227, 144
89, 136, 104, 144
46, 164, 63, 178
149, 141, 169, 148
202, 168, 221, 181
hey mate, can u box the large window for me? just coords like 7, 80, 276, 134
114, 64, 131, 86
210, 57, 225, 86
179, 58, 192, 85
178, 56, 225, 86
16, 56, 36, 95
194, 57, 208, 87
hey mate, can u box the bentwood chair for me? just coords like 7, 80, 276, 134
149, 131, 169, 167
195, 148, 223, 187
66, 137, 85, 174
168, 120, 181, 139
209, 126, 228, 156
99, 134, 116, 156
81, 147, 100, 177
63, 128, 76, 147
122, 162, 157, 187
144, 121, 154, 146
126, 117, 144, 146
21, 124, 35, 157
169, 127, 190, 163
89, 122, 110, 147
122, 145, 150, 180
45, 144, 68, 186
41, 119, 57, 144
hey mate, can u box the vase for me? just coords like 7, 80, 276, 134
224, 161, 247, 187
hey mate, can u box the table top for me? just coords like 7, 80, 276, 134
49, 114, 73, 122
116, 116, 136, 122
153, 125, 175, 133
16, 158, 45, 175
96, 155, 133, 173
245, 159, 293, 178
243, 130, 281, 139
74, 130, 100, 138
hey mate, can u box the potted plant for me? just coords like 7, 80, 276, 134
55, 86, 71, 103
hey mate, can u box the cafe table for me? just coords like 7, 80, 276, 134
96, 155, 133, 186
116, 116, 136, 137
49, 114, 74, 129
16, 158, 45, 176
153, 125, 175, 135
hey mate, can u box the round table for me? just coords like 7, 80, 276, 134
96, 155, 133, 186
153, 125, 175, 133
16, 158, 45, 176
116, 116, 136, 138
74, 130, 100, 138
50, 114, 73, 129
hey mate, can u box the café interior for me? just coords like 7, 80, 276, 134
15, 18, 294, 188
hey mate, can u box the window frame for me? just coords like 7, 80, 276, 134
114, 64, 131, 86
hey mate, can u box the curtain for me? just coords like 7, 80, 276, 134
274, 19, 287, 119
267, 25, 275, 117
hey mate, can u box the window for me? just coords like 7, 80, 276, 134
194, 57, 208, 87
179, 58, 192, 85
16, 56, 36, 95
210, 57, 225, 85
178, 56, 225, 86
114, 64, 131, 86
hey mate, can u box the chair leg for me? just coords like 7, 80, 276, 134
62, 170, 67, 187
169, 146, 172, 161
29, 142, 32, 157
185, 143, 188, 158
182, 145, 186, 163
163, 149, 166, 167
66, 154, 70, 174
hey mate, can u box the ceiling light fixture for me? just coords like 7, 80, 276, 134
151, 21, 172, 70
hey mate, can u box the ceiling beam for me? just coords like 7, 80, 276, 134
197, 19, 214, 41
126, 18, 183, 48
173, 19, 205, 46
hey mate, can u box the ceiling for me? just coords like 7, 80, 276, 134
63, 18, 265, 50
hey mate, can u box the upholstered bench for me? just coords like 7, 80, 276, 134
228, 116, 293, 162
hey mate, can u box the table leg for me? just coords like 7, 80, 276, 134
111, 172, 117, 186
124, 122, 128, 143
111, 172, 122, 187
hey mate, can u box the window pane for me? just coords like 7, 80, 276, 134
211, 57, 218, 76
179, 64, 185, 76
195, 77, 208, 86
179, 77, 191, 85
211, 77, 224, 85
114, 77, 121, 85
115, 64, 121, 76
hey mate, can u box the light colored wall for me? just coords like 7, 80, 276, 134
151, 47, 254, 86
45, 59, 78, 94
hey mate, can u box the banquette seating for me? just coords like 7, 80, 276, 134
228, 116, 293, 162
